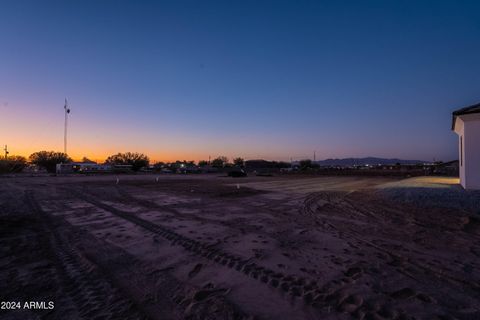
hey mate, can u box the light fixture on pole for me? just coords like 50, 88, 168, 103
64, 98, 71, 155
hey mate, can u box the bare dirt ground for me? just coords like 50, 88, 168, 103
0, 174, 479, 320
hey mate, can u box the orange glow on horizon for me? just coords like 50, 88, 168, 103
8, 149, 217, 164
6, 145, 289, 164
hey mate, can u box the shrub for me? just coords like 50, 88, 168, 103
211, 156, 228, 168
0, 156, 27, 174
198, 160, 208, 167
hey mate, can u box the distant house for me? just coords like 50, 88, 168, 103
245, 160, 276, 170
452, 103, 480, 189
56, 162, 113, 174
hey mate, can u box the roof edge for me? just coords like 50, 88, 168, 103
452, 102, 480, 131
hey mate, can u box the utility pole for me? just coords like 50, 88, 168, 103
4, 145, 8, 159
314, 151, 316, 162
64, 98, 71, 155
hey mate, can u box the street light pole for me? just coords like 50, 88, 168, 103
64, 98, 71, 155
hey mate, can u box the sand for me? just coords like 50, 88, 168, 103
0, 174, 479, 319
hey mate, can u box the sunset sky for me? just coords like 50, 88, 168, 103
1, 1, 480, 162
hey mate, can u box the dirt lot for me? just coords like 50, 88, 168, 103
0, 174, 479, 320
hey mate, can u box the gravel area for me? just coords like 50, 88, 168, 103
377, 177, 480, 212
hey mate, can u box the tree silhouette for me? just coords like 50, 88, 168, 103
29, 151, 71, 173
233, 157, 244, 167
299, 159, 312, 170
105, 152, 149, 171
0, 155, 27, 174
211, 156, 228, 168
153, 161, 165, 171
198, 160, 208, 167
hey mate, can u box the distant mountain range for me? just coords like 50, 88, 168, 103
313, 157, 427, 166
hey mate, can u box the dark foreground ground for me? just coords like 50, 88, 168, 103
0, 174, 479, 320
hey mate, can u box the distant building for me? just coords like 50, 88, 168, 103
452, 103, 480, 189
245, 159, 289, 175
56, 162, 113, 174
245, 160, 276, 169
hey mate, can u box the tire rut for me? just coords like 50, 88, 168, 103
300, 191, 480, 292
113, 186, 276, 237
71, 189, 327, 305
24, 190, 149, 320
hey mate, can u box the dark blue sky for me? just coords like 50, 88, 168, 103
1, 0, 479, 161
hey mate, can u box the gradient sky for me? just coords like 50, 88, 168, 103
1, 0, 479, 162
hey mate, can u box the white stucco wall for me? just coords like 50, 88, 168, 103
454, 118, 466, 188
455, 114, 480, 189
464, 119, 480, 189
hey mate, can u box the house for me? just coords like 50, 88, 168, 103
56, 162, 113, 174
452, 103, 480, 189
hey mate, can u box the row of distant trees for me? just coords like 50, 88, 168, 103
149, 156, 245, 171
0, 151, 249, 174
195, 156, 244, 167
0, 151, 72, 174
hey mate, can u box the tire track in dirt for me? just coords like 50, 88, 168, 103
115, 186, 251, 227
115, 184, 315, 241
30, 188, 256, 320
300, 191, 480, 293
24, 190, 150, 320
70, 189, 352, 309
84, 185, 282, 244
73, 186, 457, 319
296, 192, 403, 318
298, 192, 438, 319
73, 189, 310, 290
